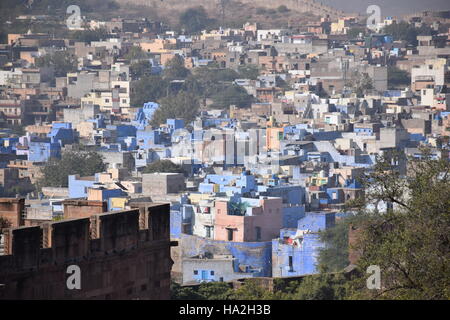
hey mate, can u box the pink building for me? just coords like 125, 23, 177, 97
214, 197, 283, 242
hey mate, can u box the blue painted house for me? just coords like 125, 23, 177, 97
272, 211, 336, 277
28, 140, 61, 162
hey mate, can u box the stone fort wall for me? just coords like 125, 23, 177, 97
0, 203, 175, 300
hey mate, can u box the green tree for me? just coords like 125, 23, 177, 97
286, 273, 348, 300
238, 64, 260, 80
383, 21, 418, 45
142, 160, 184, 174
131, 75, 168, 108
277, 5, 290, 13
71, 28, 110, 43
347, 27, 367, 39
170, 282, 204, 299
382, 21, 434, 46
124, 46, 149, 61
179, 6, 216, 34
35, 51, 77, 77
38, 151, 105, 188
170, 281, 234, 300
318, 219, 351, 272
150, 91, 199, 127
182, 75, 205, 95
231, 279, 274, 300
163, 55, 190, 81
190, 67, 239, 95
387, 66, 411, 89
197, 282, 234, 300
210, 85, 253, 109
347, 71, 374, 97
130, 60, 152, 80
347, 150, 450, 299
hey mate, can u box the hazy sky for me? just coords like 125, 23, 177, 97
320, 0, 450, 16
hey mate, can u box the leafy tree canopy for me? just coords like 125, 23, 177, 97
238, 64, 260, 80
131, 75, 169, 108
142, 160, 184, 174
347, 71, 374, 97
35, 51, 77, 77
345, 150, 450, 299
163, 55, 190, 81
387, 66, 411, 89
179, 6, 217, 34
70, 28, 110, 43
150, 91, 199, 127
383, 21, 435, 46
347, 27, 367, 39
130, 60, 152, 80
124, 46, 149, 61
210, 84, 253, 109
38, 151, 105, 188
277, 5, 290, 13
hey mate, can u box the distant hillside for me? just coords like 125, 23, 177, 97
321, 0, 450, 16
116, 0, 347, 19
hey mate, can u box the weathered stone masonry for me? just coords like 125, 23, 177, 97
0, 203, 176, 300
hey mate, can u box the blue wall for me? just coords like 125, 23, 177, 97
272, 233, 324, 276
180, 234, 272, 277
297, 212, 335, 232
68, 175, 96, 198
282, 206, 305, 228
28, 141, 61, 162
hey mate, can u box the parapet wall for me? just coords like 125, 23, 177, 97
0, 203, 174, 300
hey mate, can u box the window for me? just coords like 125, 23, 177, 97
193, 270, 198, 275
289, 256, 293, 272
210, 271, 214, 275
255, 227, 261, 241
205, 226, 212, 238
226, 228, 234, 241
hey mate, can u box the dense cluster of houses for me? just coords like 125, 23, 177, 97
1, 9, 450, 286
